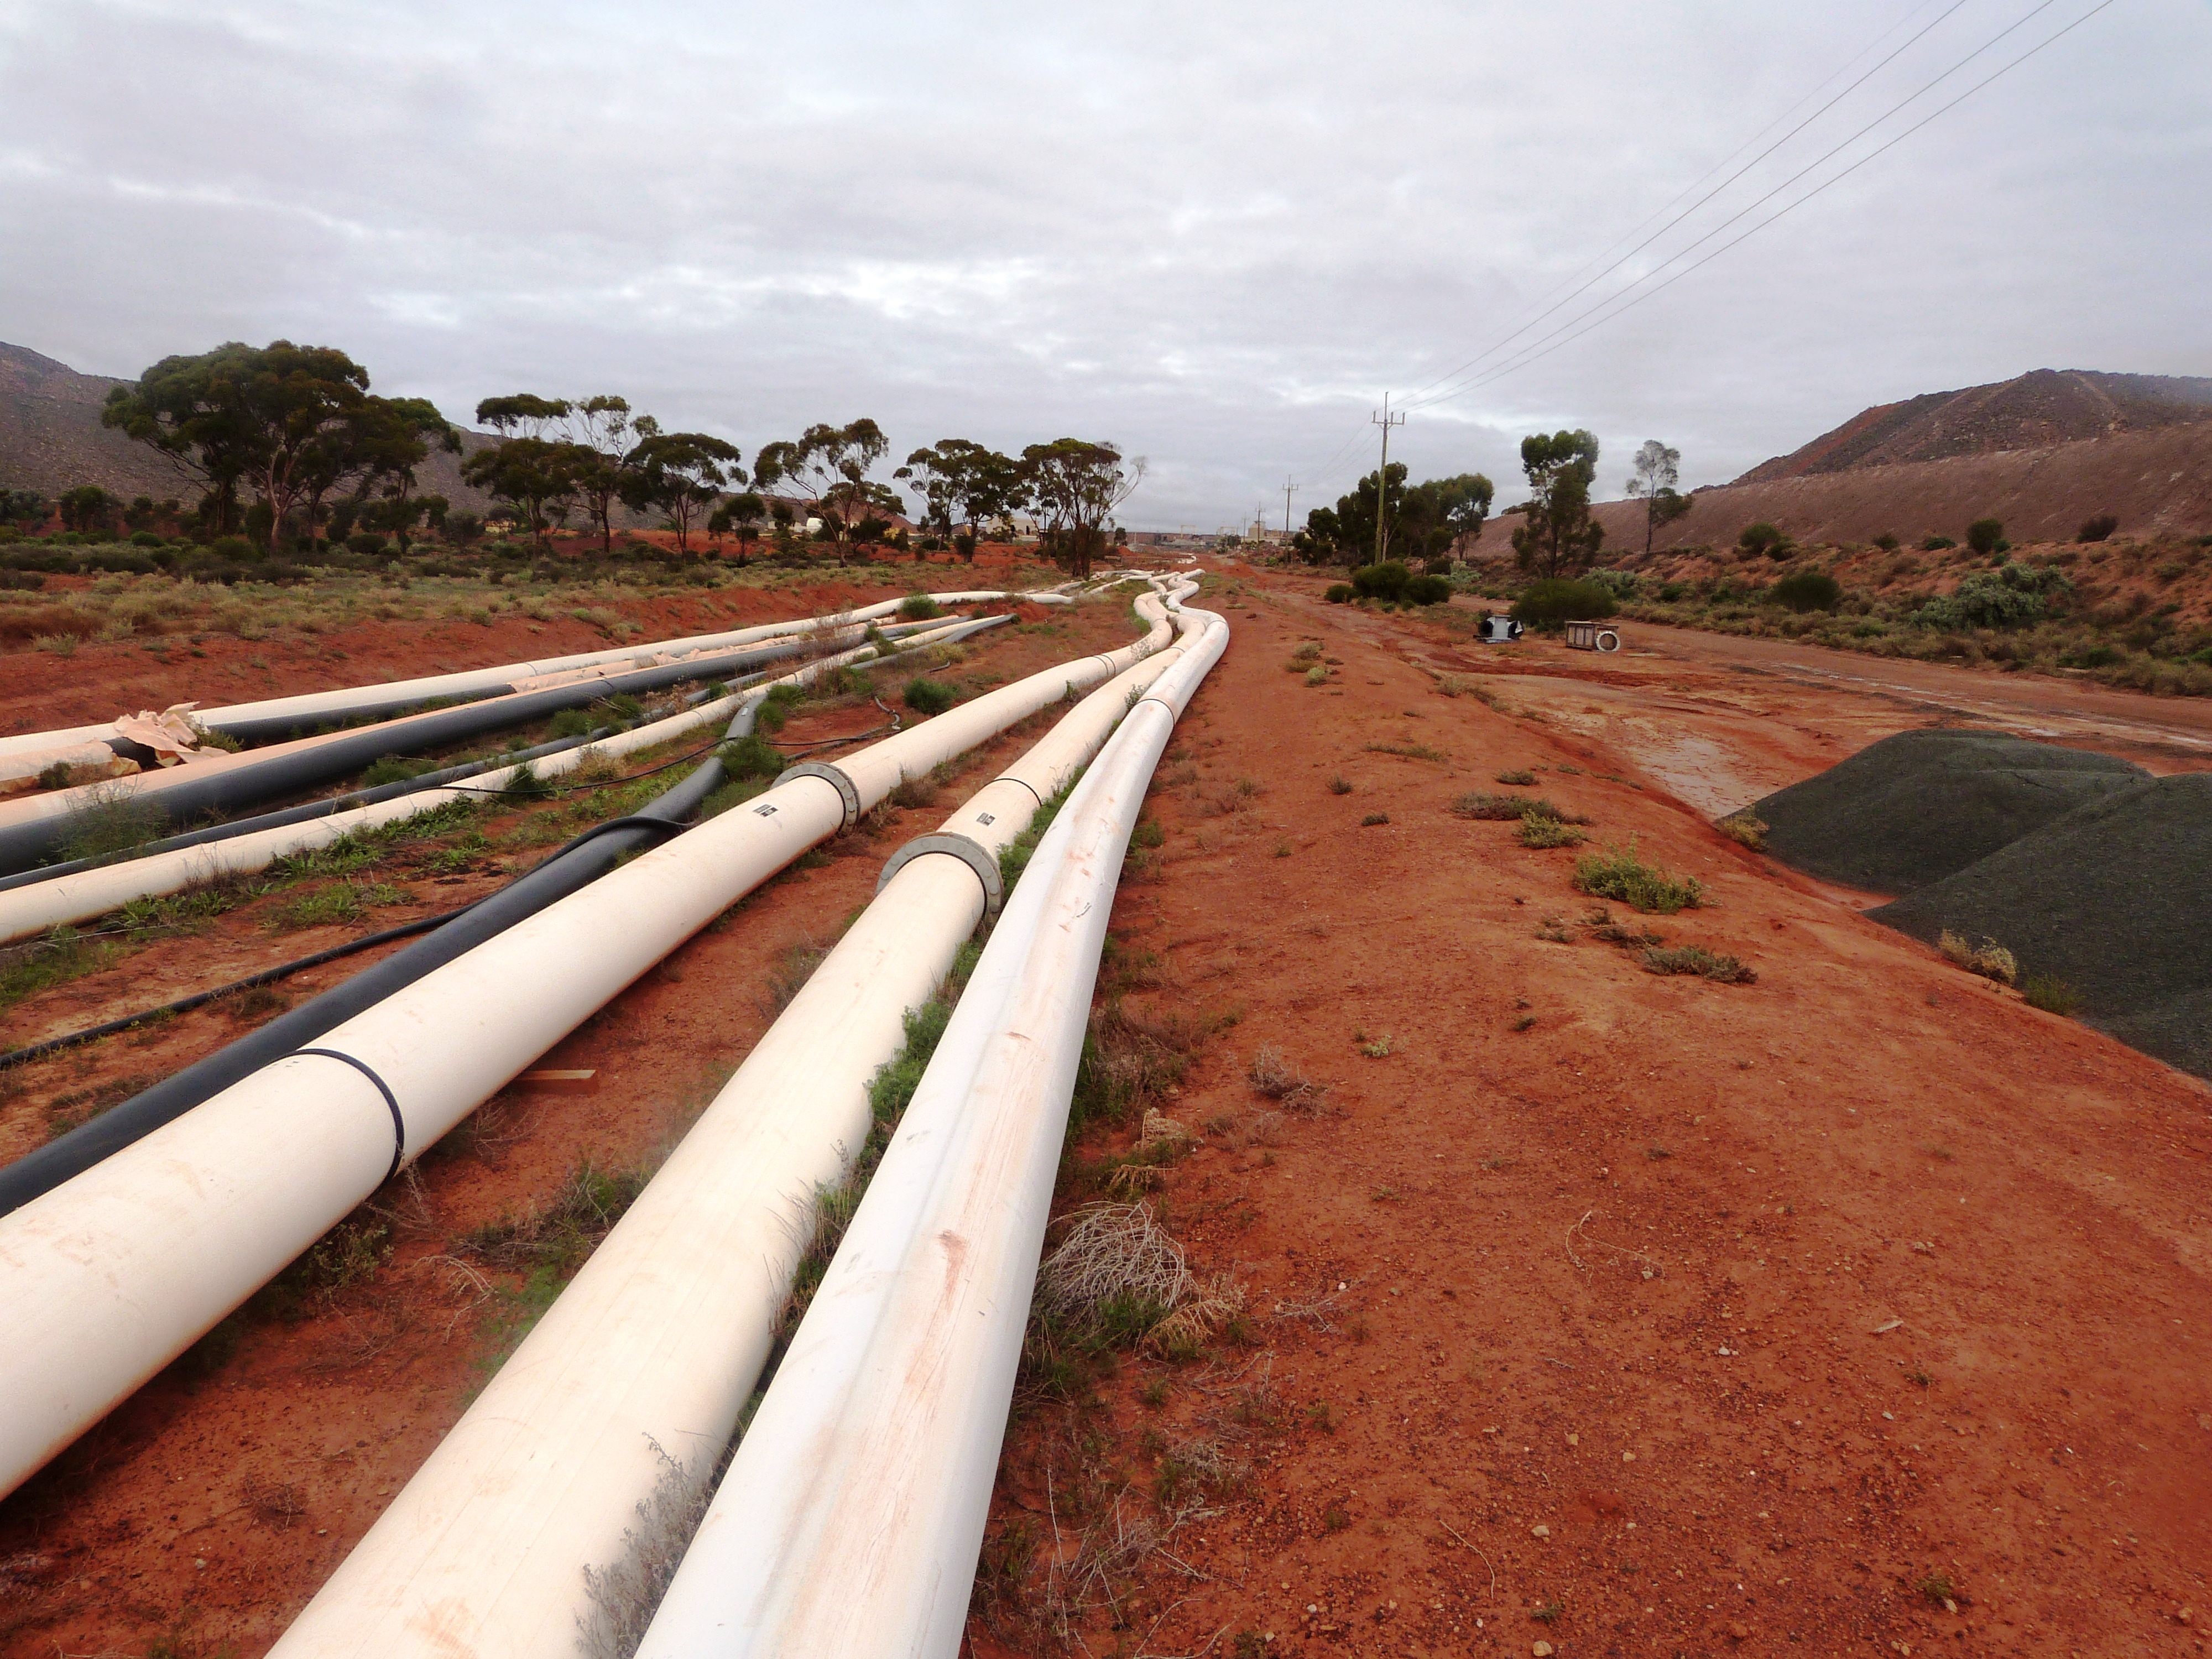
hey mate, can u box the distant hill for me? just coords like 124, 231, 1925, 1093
0, 339, 498, 514
1734, 368, 2212, 484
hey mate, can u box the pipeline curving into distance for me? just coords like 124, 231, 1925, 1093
0, 585, 1179, 1509
260, 575, 1199, 1658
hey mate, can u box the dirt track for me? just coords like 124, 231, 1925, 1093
973, 569, 2212, 1658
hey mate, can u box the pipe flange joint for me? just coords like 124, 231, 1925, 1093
774, 760, 860, 829
878, 831, 1004, 923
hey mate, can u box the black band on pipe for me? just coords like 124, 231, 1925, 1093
293, 1047, 407, 1185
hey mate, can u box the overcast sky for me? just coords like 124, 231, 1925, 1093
2, 0, 2206, 529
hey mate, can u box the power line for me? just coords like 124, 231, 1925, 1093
1406, 0, 2074, 412
1410, 0, 2121, 408
1397, 0, 1976, 404
1462, 0, 1956, 354
1279, 1, 1980, 514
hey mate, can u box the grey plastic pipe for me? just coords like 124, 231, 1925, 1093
0, 588, 1065, 761
637, 587, 1227, 1657
0, 599, 1170, 1505
0, 617, 994, 946
264, 581, 1190, 1657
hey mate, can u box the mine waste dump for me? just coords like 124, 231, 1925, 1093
1746, 729, 2211, 1079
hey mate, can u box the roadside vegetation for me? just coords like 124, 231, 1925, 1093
1257, 419, 2212, 696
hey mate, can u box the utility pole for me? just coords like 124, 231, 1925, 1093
1371, 396, 1405, 566
1281, 475, 1300, 537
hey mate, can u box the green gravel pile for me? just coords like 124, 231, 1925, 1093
1745, 728, 2146, 895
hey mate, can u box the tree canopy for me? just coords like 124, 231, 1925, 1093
1293, 467, 1492, 568
1510, 428, 1605, 580
895, 439, 1021, 552
1018, 439, 1144, 579
755, 420, 890, 553
1625, 439, 1692, 555
623, 429, 744, 550
101, 342, 453, 549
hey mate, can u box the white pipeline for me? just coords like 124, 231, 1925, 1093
266, 580, 1192, 1658
638, 591, 1228, 1657
0, 587, 1065, 761
0, 596, 1172, 1504
0, 617, 991, 946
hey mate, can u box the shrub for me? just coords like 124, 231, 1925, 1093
1921, 534, 1957, 552
346, 531, 388, 556
1510, 577, 1615, 629
1495, 768, 1535, 785
1773, 569, 1841, 613
1872, 531, 1901, 553
1323, 583, 1353, 603
1360, 812, 1389, 826
56, 781, 163, 863
2022, 973, 2080, 1015
1936, 928, 2017, 985
1573, 838, 1705, 913
2076, 513, 2119, 544
1327, 774, 1353, 794
1585, 567, 1640, 599
1717, 810, 1767, 851
1914, 561, 2071, 630
1452, 790, 1586, 823
1350, 560, 1412, 601
1738, 521, 1791, 560
903, 677, 957, 716
1641, 944, 1756, 983
898, 593, 943, 620
1303, 664, 1328, 686
1423, 557, 1454, 577
1401, 573, 1452, 605
2060, 643, 2121, 668
718, 734, 785, 779
1966, 518, 2007, 557
358, 756, 432, 789
1518, 816, 1588, 848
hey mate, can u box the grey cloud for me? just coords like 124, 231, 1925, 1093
1, 0, 2205, 528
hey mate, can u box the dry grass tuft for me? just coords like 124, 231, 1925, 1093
1937, 928, 2017, 985
758, 935, 830, 1014
1245, 1043, 1324, 1113
577, 1440, 717, 1659
244, 1478, 309, 1530
1718, 810, 1768, 851
1038, 1202, 1194, 1327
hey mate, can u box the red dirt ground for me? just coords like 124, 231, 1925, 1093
967, 568, 2211, 1659
3, 567, 2208, 1657
0, 546, 1056, 742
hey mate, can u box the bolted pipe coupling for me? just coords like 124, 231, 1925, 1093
773, 760, 861, 829
877, 832, 1004, 924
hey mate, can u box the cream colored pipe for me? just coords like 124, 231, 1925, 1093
0, 588, 1066, 762
638, 592, 1227, 1657
0, 597, 1172, 1504
0, 619, 883, 841
0, 617, 981, 946
266, 583, 1190, 1659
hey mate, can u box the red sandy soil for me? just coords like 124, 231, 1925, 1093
5, 567, 2210, 1657
1502, 422, 2212, 550
0, 546, 1057, 743
967, 567, 2211, 1658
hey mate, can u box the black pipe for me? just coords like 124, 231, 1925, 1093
0, 728, 614, 897
0, 638, 808, 877
0, 719, 750, 1218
